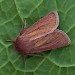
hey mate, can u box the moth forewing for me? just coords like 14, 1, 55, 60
28, 29, 71, 53
25, 11, 59, 36
25, 11, 59, 41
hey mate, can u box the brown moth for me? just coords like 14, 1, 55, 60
7, 11, 71, 57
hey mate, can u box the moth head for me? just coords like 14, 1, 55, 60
6, 38, 20, 51
6, 37, 25, 53
6, 38, 19, 50
10, 37, 30, 54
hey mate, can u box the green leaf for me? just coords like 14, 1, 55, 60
0, 0, 75, 75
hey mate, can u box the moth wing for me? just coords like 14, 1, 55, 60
23, 11, 59, 38
28, 29, 71, 53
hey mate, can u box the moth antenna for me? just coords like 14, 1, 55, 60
5, 40, 13, 42
5, 38, 17, 43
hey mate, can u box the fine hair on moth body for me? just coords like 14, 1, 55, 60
6, 11, 71, 61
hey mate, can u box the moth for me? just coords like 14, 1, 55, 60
7, 11, 71, 57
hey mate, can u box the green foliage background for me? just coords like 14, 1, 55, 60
0, 0, 75, 75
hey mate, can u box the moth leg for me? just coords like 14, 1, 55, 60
27, 53, 45, 57
23, 18, 26, 29
23, 18, 26, 28
22, 54, 27, 65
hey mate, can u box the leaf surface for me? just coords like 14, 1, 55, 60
0, 0, 75, 75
